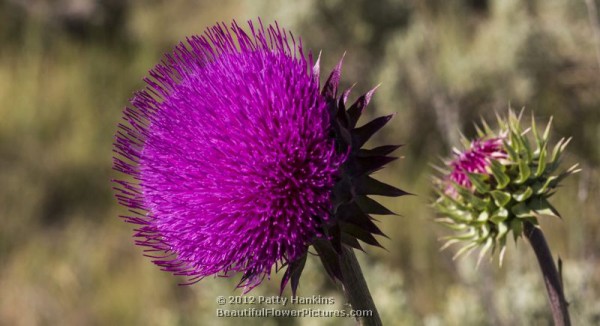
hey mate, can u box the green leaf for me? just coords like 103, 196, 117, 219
490, 190, 511, 207
513, 187, 533, 202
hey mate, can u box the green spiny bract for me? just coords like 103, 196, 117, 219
432, 109, 580, 265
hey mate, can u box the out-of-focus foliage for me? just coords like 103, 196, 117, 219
0, 0, 598, 325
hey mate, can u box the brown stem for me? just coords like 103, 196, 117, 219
339, 246, 382, 326
524, 222, 571, 326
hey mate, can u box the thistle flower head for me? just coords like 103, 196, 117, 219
447, 138, 507, 193
113, 20, 405, 293
433, 110, 580, 265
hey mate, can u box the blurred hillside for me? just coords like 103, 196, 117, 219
0, 0, 599, 325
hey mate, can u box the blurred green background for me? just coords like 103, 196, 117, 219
1, 0, 599, 325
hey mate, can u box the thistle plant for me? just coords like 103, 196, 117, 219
432, 109, 579, 326
113, 19, 404, 325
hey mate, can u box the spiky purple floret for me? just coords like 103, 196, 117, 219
113, 20, 345, 290
447, 138, 506, 192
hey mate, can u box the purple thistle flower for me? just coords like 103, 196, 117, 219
114, 20, 345, 290
113, 19, 405, 294
447, 138, 507, 193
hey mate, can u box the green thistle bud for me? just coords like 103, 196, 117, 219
432, 109, 580, 265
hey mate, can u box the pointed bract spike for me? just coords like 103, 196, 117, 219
355, 176, 411, 197
321, 53, 345, 99
341, 83, 356, 104
430, 163, 450, 175
517, 107, 525, 122
290, 255, 307, 296
452, 242, 478, 260
340, 223, 384, 248
330, 224, 342, 254
481, 117, 493, 135
341, 234, 365, 252
352, 114, 393, 148
355, 196, 397, 215
474, 124, 486, 139
347, 86, 378, 128
280, 254, 307, 296
358, 145, 402, 157
313, 240, 343, 283
494, 110, 504, 127
561, 137, 572, 152
312, 51, 321, 81
336, 202, 386, 236
498, 237, 508, 266
508, 107, 518, 122
551, 137, 566, 163
567, 163, 581, 174
335, 97, 349, 129
531, 113, 540, 144
440, 238, 460, 251
459, 131, 472, 148
543, 116, 553, 141
476, 238, 494, 268
279, 266, 291, 296
350, 156, 397, 176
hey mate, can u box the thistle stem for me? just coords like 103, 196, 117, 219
524, 222, 571, 326
339, 246, 382, 326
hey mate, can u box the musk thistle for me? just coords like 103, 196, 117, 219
433, 109, 578, 325
112, 19, 404, 316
